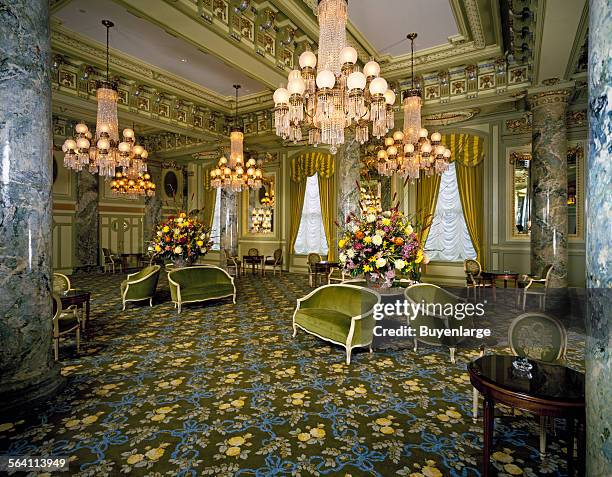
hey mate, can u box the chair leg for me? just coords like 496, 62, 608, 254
539, 416, 547, 455
54, 337, 59, 361
449, 347, 456, 364
413, 338, 418, 353
368, 345, 373, 354
345, 347, 351, 365
122, 302, 126, 311
472, 387, 479, 422
149, 297, 153, 307
76, 327, 80, 354
292, 324, 297, 337
523, 292, 527, 310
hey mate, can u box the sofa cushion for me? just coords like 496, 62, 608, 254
170, 267, 231, 289
294, 308, 358, 345
179, 284, 234, 302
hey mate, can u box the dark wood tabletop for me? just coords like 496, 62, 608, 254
60, 290, 91, 330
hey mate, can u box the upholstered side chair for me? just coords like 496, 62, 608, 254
223, 249, 241, 277
52, 272, 82, 326
292, 284, 381, 364
519, 264, 554, 310
102, 248, 122, 274
263, 248, 283, 276
120, 265, 161, 310
52, 293, 80, 361
307, 253, 322, 287
463, 258, 484, 299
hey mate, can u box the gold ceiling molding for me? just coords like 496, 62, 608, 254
505, 115, 532, 134
566, 109, 587, 128
462, 0, 486, 48
422, 109, 479, 126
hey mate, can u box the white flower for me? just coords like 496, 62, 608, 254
339, 253, 347, 263
366, 214, 376, 223
157, 231, 162, 237
174, 246, 183, 254
346, 249, 356, 259
200, 233, 206, 240
423, 252, 431, 265
375, 257, 387, 268
177, 217, 184, 223
404, 224, 414, 235
375, 229, 385, 236
394, 259, 406, 270
174, 228, 181, 235
382, 210, 392, 218
350, 223, 360, 233
147, 246, 153, 252
372, 235, 383, 246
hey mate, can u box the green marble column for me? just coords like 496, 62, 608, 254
527, 84, 572, 287
335, 136, 361, 259
586, 2, 612, 474
0, 0, 62, 407
74, 171, 99, 271
219, 189, 238, 267
144, 164, 163, 242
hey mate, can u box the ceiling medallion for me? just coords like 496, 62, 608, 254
273, 0, 395, 154
61, 20, 150, 183
210, 85, 263, 192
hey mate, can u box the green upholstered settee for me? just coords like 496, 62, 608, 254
292, 284, 381, 364
121, 265, 161, 310
404, 283, 474, 363
168, 266, 236, 313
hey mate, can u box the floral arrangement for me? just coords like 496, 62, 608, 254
338, 208, 427, 287
148, 212, 213, 265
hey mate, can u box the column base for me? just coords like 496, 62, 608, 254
0, 363, 63, 416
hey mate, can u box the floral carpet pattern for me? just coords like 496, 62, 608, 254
0, 272, 584, 476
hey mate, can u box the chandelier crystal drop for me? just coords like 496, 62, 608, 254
61, 20, 150, 180
210, 85, 263, 192
273, 0, 394, 154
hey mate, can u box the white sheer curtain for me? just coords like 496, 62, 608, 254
294, 174, 329, 255
425, 162, 477, 261
210, 191, 221, 251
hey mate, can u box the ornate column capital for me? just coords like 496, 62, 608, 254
527, 80, 574, 111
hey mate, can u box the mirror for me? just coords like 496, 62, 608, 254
248, 175, 275, 234
510, 144, 583, 238
164, 171, 179, 197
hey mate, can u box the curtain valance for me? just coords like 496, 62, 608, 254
290, 152, 335, 182
441, 134, 484, 167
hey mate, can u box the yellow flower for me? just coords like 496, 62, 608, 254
338, 239, 346, 248
436, 414, 450, 422
415, 249, 424, 263
179, 212, 186, 218
196, 240, 204, 247
225, 446, 241, 456
404, 224, 414, 235
228, 436, 245, 446
297, 432, 311, 442
364, 236, 372, 244
154, 245, 162, 252
145, 447, 165, 461
381, 218, 391, 226
127, 454, 144, 465
310, 427, 326, 438
363, 265, 372, 272
375, 418, 392, 426
422, 466, 443, 477
230, 399, 245, 408
162, 226, 170, 233
380, 426, 394, 434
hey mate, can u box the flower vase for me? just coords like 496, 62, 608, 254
172, 256, 192, 269
366, 274, 390, 289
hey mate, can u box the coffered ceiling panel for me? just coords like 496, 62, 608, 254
54, 0, 268, 96
347, 0, 459, 57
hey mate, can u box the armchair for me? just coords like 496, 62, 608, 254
52, 293, 80, 361
519, 264, 553, 310
263, 248, 283, 276
120, 265, 161, 310
223, 249, 241, 277
53, 273, 82, 327
292, 284, 381, 364
404, 283, 474, 363
168, 266, 236, 313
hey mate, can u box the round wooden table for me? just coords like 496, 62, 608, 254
312, 261, 339, 287
242, 255, 264, 275
479, 271, 520, 301
468, 354, 585, 476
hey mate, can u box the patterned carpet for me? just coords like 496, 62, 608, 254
0, 271, 584, 476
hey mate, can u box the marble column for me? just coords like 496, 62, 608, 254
0, 0, 61, 407
380, 176, 392, 210
586, 3, 612, 474
144, 164, 163, 242
219, 189, 238, 266
527, 84, 572, 287
336, 135, 361, 223
74, 171, 99, 271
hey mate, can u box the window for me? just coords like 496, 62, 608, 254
210, 191, 222, 251
294, 174, 328, 255
425, 162, 477, 262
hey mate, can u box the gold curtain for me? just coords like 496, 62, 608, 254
289, 152, 335, 255
416, 172, 441, 245
317, 173, 336, 260
289, 178, 307, 254
202, 168, 217, 228
454, 135, 485, 268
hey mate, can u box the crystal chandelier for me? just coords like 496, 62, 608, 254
110, 171, 156, 198
376, 129, 451, 181
210, 85, 263, 192
272, 0, 395, 154
62, 20, 149, 178
403, 33, 422, 144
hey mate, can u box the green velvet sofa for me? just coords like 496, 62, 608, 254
292, 284, 381, 364
404, 283, 473, 363
121, 265, 161, 310
168, 265, 236, 313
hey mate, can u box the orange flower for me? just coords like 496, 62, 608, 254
165, 236, 171, 243
394, 237, 404, 246
355, 231, 365, 240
